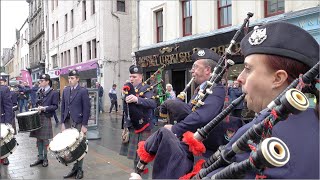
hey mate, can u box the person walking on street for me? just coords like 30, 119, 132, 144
96, 82, 104, 113
61, 69, 90, 179
109, 84, 118, 113
30, 83, 39, 108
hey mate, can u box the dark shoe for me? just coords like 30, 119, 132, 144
30, 159, 43, 167
75, 169, 84, 179
63, 168, 77, 178
42, 159, 48, 167
3, 158, 9, 165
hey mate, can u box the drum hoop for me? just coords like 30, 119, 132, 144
17, 111, 39, 117
49, 129, 84, 152
0, 124, 14, 139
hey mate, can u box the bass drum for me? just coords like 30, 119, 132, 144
0, 123, 18, 159
49, 128, 88, 165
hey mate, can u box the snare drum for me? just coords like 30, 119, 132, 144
0, 123, 18, 159
16, 111, 41, 132
49, 128, 88, 165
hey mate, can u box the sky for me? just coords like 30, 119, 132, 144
1, 0, 29, 55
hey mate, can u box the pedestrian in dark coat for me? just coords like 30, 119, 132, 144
29, 74, 59, 168
206, 22, 319, 179
0, 77, 13, 165
30, 83, 39, 108
61, 69, 90, 179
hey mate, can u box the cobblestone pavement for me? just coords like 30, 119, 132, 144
0, 111, 139, 179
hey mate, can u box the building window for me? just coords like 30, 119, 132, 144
117, 0, 125, 12
218, 0, 232, 28
74, 47, 78, 64
67, 50, 71, 65
39, 41, 42, 62
87, 41, 91, 60
35, 18, 38, 35
21, 35, 24, 47
60, 52, 64, 67
92, 0, 95, 14
51, 0, 54, 11
155, 10, 163, 43
92, 39, 97, 59
56, 21, 59, 38
71, 10, 74, 28
65, 13, 68, 32
265, 0, 284, 17
25, 28, 28, 42
52, 54, 57, 68
82, 0, 87, 21
52, 23, 55, 40
78, 45, 83, 63
182, 0, 192, 36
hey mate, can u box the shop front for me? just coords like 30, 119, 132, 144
47, 69, 61, 91
135, 28, 246, 101
59, 60, 99, 90
30, 64, 45, 84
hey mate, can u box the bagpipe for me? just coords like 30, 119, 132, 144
122, 82, 150, 134
134, 94, 245, 178
122, 65, 166, 133
177, 77, 195, 101
158, 77, 194, 124
133, 12, 255, 179
190, 12, 253, 112
192, 62, 319, 179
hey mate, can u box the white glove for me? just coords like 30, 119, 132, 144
129, 172, 142, 180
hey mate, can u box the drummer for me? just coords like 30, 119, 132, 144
29, 74, 59, 168
0, 76, 13, 165
61, 69, 90, 179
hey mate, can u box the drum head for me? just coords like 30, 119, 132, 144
50, 129, 80, 152
1, 123, 11, 138
17, 111, 38, 117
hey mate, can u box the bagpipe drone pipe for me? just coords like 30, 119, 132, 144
190, 12, 254, 112
192, 61, 319, 179
134, 94, 245, 179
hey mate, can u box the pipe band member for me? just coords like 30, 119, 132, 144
119, 65, 157, 179
61, 69, 90, 179
0, 76, 13, 165
206, 21, 319, 179
30, 74, 59, 168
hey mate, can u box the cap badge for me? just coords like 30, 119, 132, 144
72, 70, 76, 74
133, 67, 138, 73
42, 75, 46, 78
197, 50, 205, 57
249, 28, 267, 45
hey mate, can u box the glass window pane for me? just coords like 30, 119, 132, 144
220, 0, 226, 7
185, 17, 192, 34
228, 6, 232, 25
278, 0, 284, 11
158, 27, 163, 42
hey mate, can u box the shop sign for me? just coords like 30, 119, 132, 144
136, 29, 245, 68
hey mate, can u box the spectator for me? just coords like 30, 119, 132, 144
165, 83, 176, 100
96, 82, 104, 113
18, 81, 31, 113
108, 84, 118, 113
30, 83, 39, 108
228, 80, 244, 118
